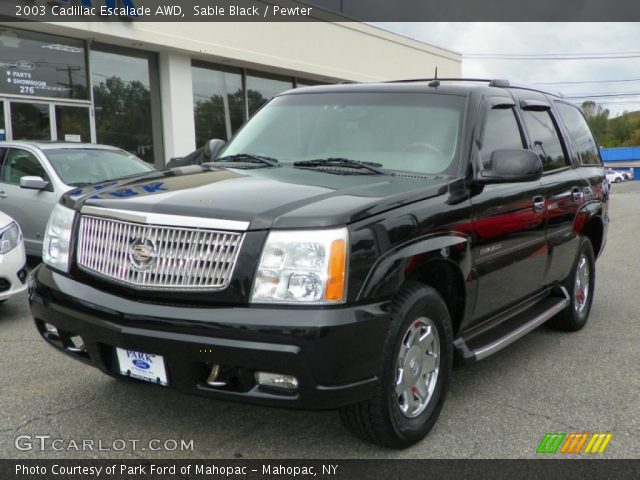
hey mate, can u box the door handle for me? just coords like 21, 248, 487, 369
0, 191, 7, 199
533, 196, 545, 214
571, 187, 583, 202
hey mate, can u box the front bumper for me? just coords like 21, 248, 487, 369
0, 243, 28, 301
29, 265, 391, 409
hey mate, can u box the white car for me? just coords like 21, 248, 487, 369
0, 211, 27, 304
0, 141, 155, 256
605, 169, 626, 184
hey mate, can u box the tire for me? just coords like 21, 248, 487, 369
339, 282, 453, 448
615, 177, 622, 183
547, 237, 595, 332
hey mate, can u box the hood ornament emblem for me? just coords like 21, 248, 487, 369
129, 237, 157, 271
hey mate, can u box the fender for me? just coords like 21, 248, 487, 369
574, 197, 607, 257
356, 232, 472, 303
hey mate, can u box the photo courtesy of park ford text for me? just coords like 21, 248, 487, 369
0, 0, 638, 479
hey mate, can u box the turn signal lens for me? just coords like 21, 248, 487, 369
325, 239, 346, 301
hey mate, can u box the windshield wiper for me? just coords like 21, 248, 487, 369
293, 158, 386, 175
212, 153, 279, 167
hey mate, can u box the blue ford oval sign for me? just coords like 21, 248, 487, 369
133, 359, 150, 370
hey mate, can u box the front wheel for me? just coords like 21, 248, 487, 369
340, 282, 453, 448
547, 237, 595, 331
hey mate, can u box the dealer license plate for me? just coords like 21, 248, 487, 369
116, 348, 168, 386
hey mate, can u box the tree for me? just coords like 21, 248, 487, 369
93, 77, 153, 162
580, 101, 610, 144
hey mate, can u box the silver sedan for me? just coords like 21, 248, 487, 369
0, 141, 155, 256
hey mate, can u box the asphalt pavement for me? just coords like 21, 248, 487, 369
1, 181, 638, 459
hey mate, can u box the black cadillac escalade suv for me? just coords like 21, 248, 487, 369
29, 79, 608, 448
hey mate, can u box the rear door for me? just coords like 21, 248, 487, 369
0, 147, 58, 254
554, 101, 607, 256
516, 93, 586, 286
469, 99, 547, 322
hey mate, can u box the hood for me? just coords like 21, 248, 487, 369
0, 210, 15, 228
65, 166, 450, 230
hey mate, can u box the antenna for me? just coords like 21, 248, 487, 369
428, 67, 440, 88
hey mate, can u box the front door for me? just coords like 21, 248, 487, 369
470, 103, 547, 322
9, 101, 51, 140
54, 104, 92, 143
2, 100, 93, 143
0, 147, 58, 255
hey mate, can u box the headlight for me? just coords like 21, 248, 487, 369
43, 204, 76, 273
251, 228, 348, 304
0, 222, 22, 255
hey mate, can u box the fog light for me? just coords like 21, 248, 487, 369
255, 372, 299, 390
206, 364, 226, 387
44, 323, 58, 335
68, 335, 85, 352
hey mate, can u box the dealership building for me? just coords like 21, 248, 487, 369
0, 11, 461, 168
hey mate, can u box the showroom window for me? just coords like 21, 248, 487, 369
246, 72, 294, 116
192, 64, 244, 147
91, 46, 162, 166
0, 27, 89, 100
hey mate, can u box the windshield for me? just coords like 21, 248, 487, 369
222, 92, 465, 174
44, 148, 155, 186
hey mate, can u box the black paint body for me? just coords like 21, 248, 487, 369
30, 82, 608, 408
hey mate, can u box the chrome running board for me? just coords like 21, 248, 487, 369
473, 287, 570, 361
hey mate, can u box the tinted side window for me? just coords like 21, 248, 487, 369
521, 110, 568, 172
482, 107, 524, 156
555, 102, 601, 166
0, 149, 48, 185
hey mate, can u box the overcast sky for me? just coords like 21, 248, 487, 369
373, 23, 640, 117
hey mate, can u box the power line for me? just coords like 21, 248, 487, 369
464, 51, 640, 60
535, 78, 640, 85
565, 92, 640, 99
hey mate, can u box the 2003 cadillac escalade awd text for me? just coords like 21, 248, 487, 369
29, 79, 608, 448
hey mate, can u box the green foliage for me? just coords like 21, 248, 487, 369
580, 101, 640, 147
93, 77, 153, 162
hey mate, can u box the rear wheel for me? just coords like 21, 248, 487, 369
615, 177, 622, 183
339, 282, 453, 448
548, 237, 595, 331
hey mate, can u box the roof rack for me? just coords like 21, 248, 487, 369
384, 78, 503, 84
382, 78, 564, 98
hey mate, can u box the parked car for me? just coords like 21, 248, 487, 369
0, 211, 27, 304
29, 79, 608, 448
0, 142, 155, 256
605, 169, 626, 183
614, 169, 632, 180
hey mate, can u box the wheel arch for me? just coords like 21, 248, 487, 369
576, 200, 606, 258
405, 259, 467, 337
357, 233, 471, 336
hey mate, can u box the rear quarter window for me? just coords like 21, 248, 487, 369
555, 102, 601, 166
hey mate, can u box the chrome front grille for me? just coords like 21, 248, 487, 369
77, 215, 244, 290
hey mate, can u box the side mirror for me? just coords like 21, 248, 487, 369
478, 149, 542, 184
20, 176, 49, 190
203, 139, 226, 161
